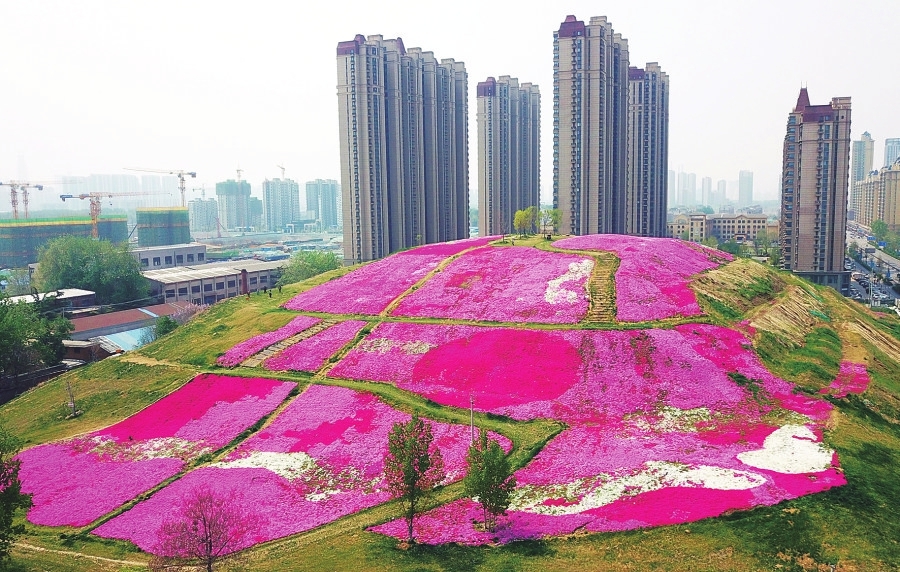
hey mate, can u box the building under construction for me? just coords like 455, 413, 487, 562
136, 207, 190, 247
0, 216, 128, 268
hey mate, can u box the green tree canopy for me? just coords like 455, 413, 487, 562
276, 251, 341, 287
463, 429, 516, 532
540, 208, 561, 234
34, 236, 149, 305
383, 414, 445, 543
0, 293, 72, 377
0, 425, 32, 567
871, 220, 889, 242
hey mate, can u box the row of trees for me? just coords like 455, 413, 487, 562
0, 426, 32, 568
386, 415, 515, 544
513, 207, 561, 237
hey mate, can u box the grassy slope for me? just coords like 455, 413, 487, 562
4, 248, 900, 570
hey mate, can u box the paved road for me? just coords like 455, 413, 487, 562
847, 232, 899, 306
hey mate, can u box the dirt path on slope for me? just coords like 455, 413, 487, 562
14, 542, 146, 568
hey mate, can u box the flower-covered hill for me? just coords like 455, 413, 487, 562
4, 233, 900, 571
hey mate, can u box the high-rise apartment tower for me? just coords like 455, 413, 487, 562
477, 76, 540, 236
262, 178, 300, 232
553, 15, 629, 235
738, 170, 754, 207
336, 34, 468, 262
306, 179, 341, 231
625, 63, 669, 237
851, 131, 875, 184
885, 138, 900, 169
215, 179, 251, 231
779, 88, 851, 293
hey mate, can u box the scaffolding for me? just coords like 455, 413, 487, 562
136, 208, 190, 247
0, 216, 128, 268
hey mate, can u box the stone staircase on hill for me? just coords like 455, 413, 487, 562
584, 253, 618, 323
240, 319, 337, 368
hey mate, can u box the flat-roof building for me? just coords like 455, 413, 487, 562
143, 259, 284, 305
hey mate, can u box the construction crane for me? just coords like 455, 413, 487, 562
1, 180, 65, 219
276, 164, 285, 179
60, 192, 149, 239
123, 167, 196, 207
191, 185, 207, 199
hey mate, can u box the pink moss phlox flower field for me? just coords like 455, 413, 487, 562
330, 322, 810, 424
217, 315, 321, 367
16, 374, 293, 527
820, 361, 870, 398
371, 419, 846, 545
554, 234, 732, 321
264, 320, 367, 372
392, 246, 593, 323
283, 236, 497, 315
93, 384, 510, 552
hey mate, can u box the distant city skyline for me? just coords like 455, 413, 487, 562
3, 1, 898, 212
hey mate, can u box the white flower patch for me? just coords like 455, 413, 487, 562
544, 259, 594, 305
83, 435, 208, 461
627, 406, 713, 433
511, 461, 766, 516
737, 424, 835, 474
357, 338, 434, 355
212, 451, 320, 480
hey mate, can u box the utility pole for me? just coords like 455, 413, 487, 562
470, 394, 475, 444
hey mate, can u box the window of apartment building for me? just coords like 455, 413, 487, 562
178, 287, 188, 296
249, 277, 258, 285
216, 282, 225, 290
191, 285, 201, 293
260, 276, 268, 283
187, 254, 195, 262
165, 256, 173, 265
140, 258, 149, 267
153, 257, 161, 266
176, 255, 184, 264
165, 289, 175, 298
227, 280, 236, 288
204, 284, 212, 292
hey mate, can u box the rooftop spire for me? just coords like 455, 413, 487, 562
795, 87, 810, 111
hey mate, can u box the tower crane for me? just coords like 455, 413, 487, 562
60, 191, 150, 239
276, 164, 285, 179
123, 167, 196, 207
1, 180, 65, 219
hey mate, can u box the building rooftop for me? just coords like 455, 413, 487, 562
131, 243, 206, 253
6, 288, 95, 304
142, 259, 285, 285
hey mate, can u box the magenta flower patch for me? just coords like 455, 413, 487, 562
16, 374, 293, 527
217, 315, 321, 367
93, 384, 510, 553
820, 361, 870, 398
392, 246, 593, 323
283, 236, 498, 315
371, 420, 846, 545
264, 320, 367, 372
554, 234, 732, 321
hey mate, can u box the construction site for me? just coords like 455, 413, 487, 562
136, 207, 190, 247
0, 216, 128, 267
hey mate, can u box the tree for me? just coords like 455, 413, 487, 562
513, 209, 529, 237
276, 251, 341, 287
524, 206, 538, 235
0, 293, 72, 377
34, 236, 148, 305
0, 425, 32, 568
701, 236, 719, 249
753, 229, 770, 256
383, 414, 445, 544
150, 486, 263, 572
540, 208, 561, 235
871, 220, 889, 242
463, 430, 516, 532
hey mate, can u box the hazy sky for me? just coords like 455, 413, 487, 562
3, 0, 899, 211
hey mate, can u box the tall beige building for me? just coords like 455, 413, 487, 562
779, 88, 851, 293
851, 163, 900, 231
336, 35, 468, 263
477, 76, 540, 236
626, 62, 669, 237
553, 15, 629, 236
